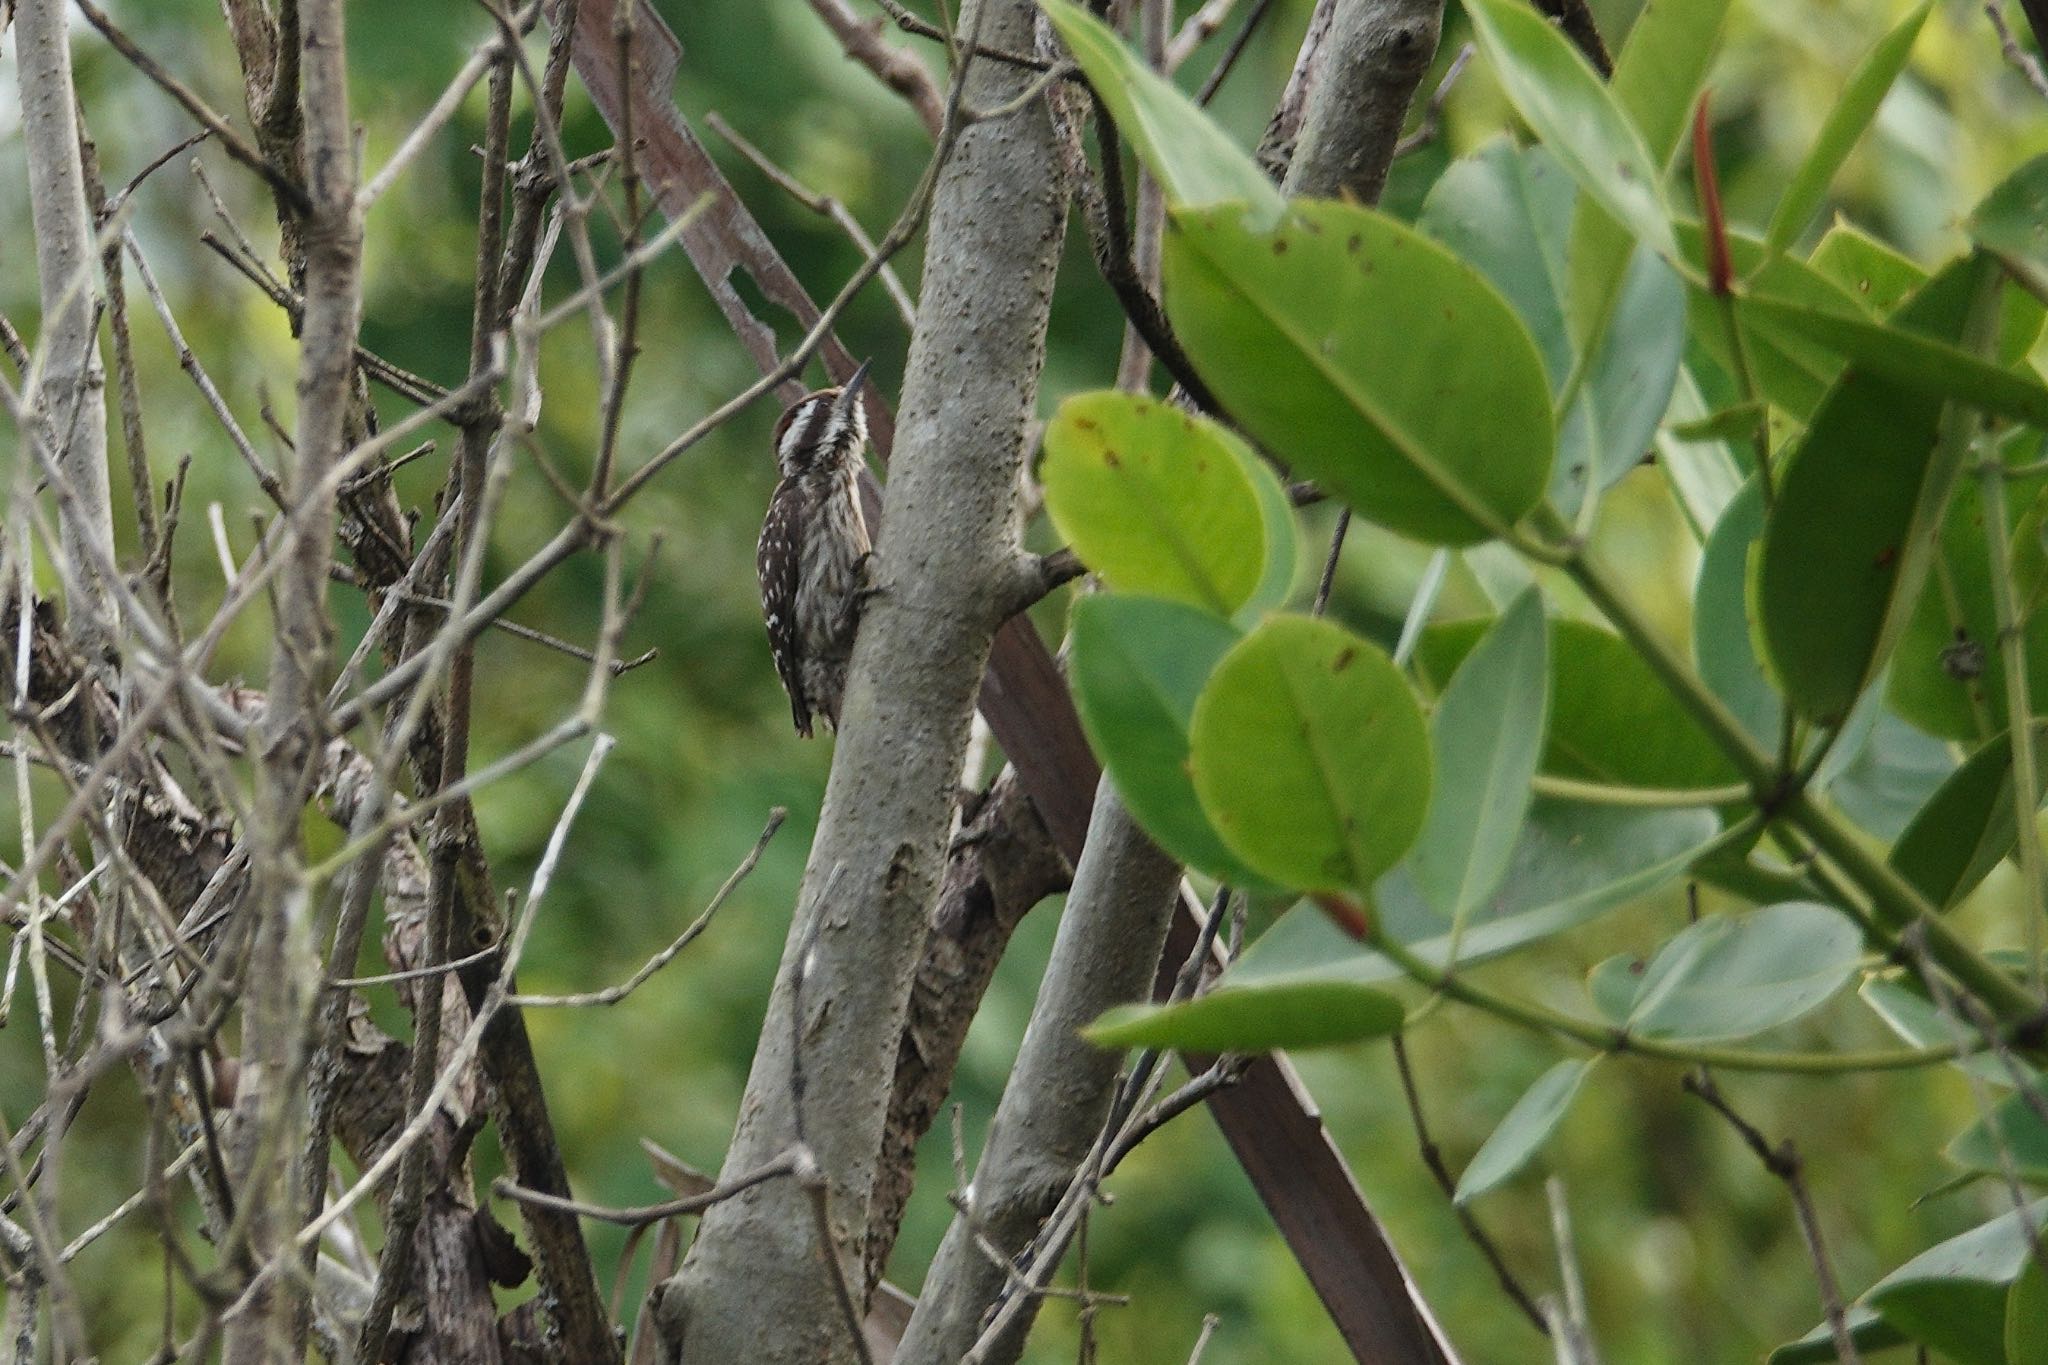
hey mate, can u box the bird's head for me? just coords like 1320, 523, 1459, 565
772, 359, 872, 480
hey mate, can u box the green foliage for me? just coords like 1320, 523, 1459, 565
1409, 589, 1548, 928
1622, 902, 1863, 1042
1890, 723, 2048, 906
1454, 1058, 1595, 1204
1087, 980, 1404, 1052
1041, 392, 1267, 615
1067, 595, 1271, 888
1163, 199, 1556, 544
1189, 615, 1431, 891
1464, 0, 1677, 263
1756, 255, 2003, 724
1765, 1, 1933, 252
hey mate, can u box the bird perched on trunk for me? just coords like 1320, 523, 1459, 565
757, 360, 877, 737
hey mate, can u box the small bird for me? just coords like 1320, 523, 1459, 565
757, 360, 877, 738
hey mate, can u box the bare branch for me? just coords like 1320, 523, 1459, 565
807, 0, 948, 135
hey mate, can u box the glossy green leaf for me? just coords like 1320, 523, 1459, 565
1587, 952, 1646, 1024
1038, 0, 1281, 220
1234, 434, 1299, 624
1742, 287, 2048, 429
1693, 478, 1777, 747
1164, 199, 1555, 545
1465, 0, 1676, 262
1412, 589, 1549, 927
1086, 980, 1404, 1053
1757, 255, 2004, 724
1230, 802, 1721, 986
1421, 618, 1740, 789
1068, 595, 1272, 888
1611, 0, 1731, 164
1818, 707, 1957, 842
2010, 1260, 2048, 1365
1809, 221, 1925, 315
1889, 453, 2048, 740
1454, 1059, 1595, 1204
1657, 368, 1746, 536
1866, 1200, 2048, 1364
1567, 0, 1729, 345
1681, 223, 1868, 420
1557, 245, 1685, 511
1890, 723, 2048, 908
1945, 1088, 2048, 1184
1970, 152, 2048, 301
1767, 1306, 1903, 1364
1861, 976, 2037, 1087
1625, 903, 1862, 1042
1764, 2, 1932, 252
1189, 615, 1431, 891
1418, 140, 1575, 386
1041, 392, 1265, 615
1807, 222, 2044, 384
1418, 142, 1683, 517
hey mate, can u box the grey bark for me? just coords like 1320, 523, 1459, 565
16, 0, 115, 648
1282, 0, 1442, 204
225, 0, 363, 1356
654, 2, 1072, 1359
893, 784, 1181, 1365
892, 4, 1449, 1361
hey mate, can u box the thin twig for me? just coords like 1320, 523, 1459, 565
508, 808, 785, 1007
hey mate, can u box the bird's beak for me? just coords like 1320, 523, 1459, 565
837, 358, 873, 416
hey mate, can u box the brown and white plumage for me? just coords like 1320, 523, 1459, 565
757, 361, 876, 737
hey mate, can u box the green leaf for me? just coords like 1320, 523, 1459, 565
1453, 1059, 1595, 1204
1764, 2, 1933, 253
1164, 199, 1555, 545
1610, 0, 1731, 164
1889, 448, 2048, 740
1189, 615, 1431, 891
1970, 152, 2048, 301
1234, 434, 1300, 624
1756, 254, 2005, 724
1693, 478, 1777, 748
1417, 143, 1683, 518
1680, 223, 1870, 421
1742, 287, 2048, 429
1945, 1088, 2048, 1184
1412, 589, 1549, 927
1567, 0, 1729, 347
1037, 0, 1281, 220
1418, 141, 1576, 386
1625, 903, 1863, 1043
1085, 980, 1404, 1053
1586, 952, 1646, 1024
1809, 221, 1925, 315
1068, 595, 1273, 889
1861, 976, 2036, 1087
1465, 0, 1676, 263
1866, 1200, 2048, 1365
1041, 392, 1266, 615
1656, 367, 1746, 536
2010, 1260, 2048, 1365
1419, 619, 1740, 790
1891, 723, 2048, 908
1230, 802, 1720, 986
1767, 1305, 1903, 1364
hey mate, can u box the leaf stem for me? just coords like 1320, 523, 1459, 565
1367, 928, 1966, 1074
1530, 774, 1749, 809
1547, 517, 2043, 1022
1979, 451, 2048, 994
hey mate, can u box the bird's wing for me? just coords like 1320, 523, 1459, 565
757, 481, 812, 737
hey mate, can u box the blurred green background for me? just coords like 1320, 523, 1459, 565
4, 0, 2048, 1358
